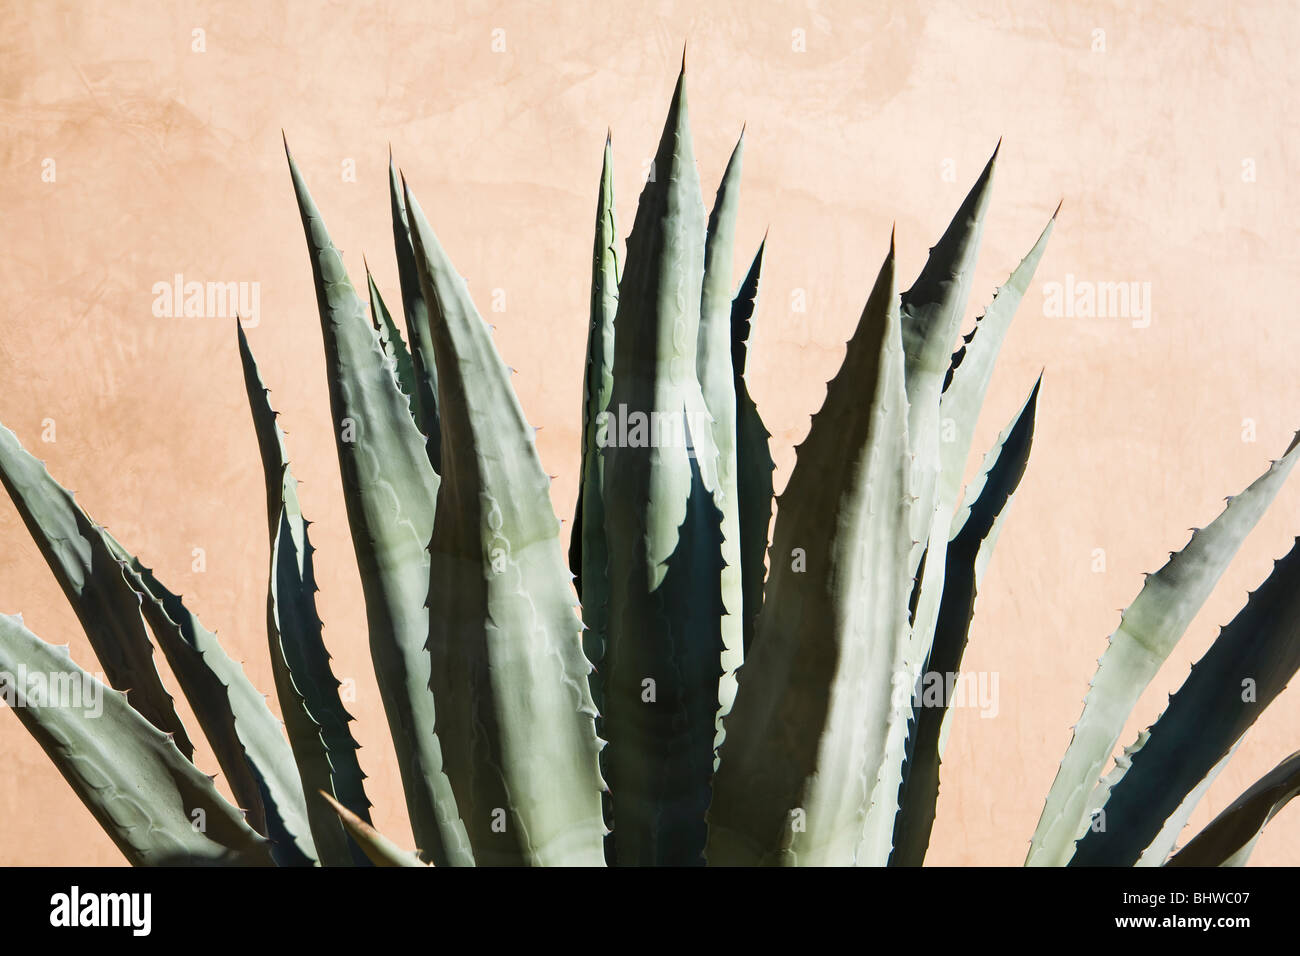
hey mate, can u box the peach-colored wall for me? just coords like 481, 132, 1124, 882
1, 0, 1297, 866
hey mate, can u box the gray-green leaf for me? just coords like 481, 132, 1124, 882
1029, 433, 1300, 866
238, 323, 373, 867
284, 140, 472, 867
0, 613, 274, 866
708, 237, 913, 866
405, 182, 606, 867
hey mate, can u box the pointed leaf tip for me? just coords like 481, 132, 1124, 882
981, 143, 1000, 182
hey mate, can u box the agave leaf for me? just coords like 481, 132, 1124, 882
900, 145, 998, 418
894, 155, 1002, 851
321, 792, 427, 867
598, 66, 729, 866
886, 376, 1040, 866
1075, 727, 1240, 867
1067, 728, 1240, 864
900, 146, 998, 616
1080, 728, 1150, 842
940, 210, 1057, 539
730, 239, 774, 659
571, 133, 620, 721
0, 424, 193, 758
404, 182, 606, 867
1029, 434, 1300, 866
237, 324, 372, 867
570, 135, 622, 852
284, 142, 472, 867
1168, 751, 1300, 867
389, 154, 442, 471
1136, 742, 1238, 865
708, 238, 913, 866
0, 415, 315, 863
610, 447, 725, 866
366, 262, 418, 401
104, 535, 318, 867
1069, 534, 1300, 865
0, 614, 274, 866
698, 129, 746, 746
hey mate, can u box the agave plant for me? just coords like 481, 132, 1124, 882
1, 66, 1298, 868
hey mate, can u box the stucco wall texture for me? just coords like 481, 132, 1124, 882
1, 0, 1297, 866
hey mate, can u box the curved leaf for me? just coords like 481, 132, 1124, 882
389, 155, 442, 471
1070, 534, 1300, 865
322, 792, 426, 867
366, 262, 418, 401
708, 238, 913, 866
1137, 742, 1238, 865
405, 182, 606, 867
0, 424, 193, 758
572, 133, 620, 720
699, 129, 746, 747
570, 135, 622, 853
901, 146, 999, 623
1029, 433, 1300, 866
0, 614, 274, 866
284, 142, 472, 867
598, 66, 728, 865
941, 209, 1057, 538
888, 376, 1039, 866
0, 416, 315, 864
105, 535, 318, 867
238, 324, 372, 867
895, 154, 1001, 846
1168, 751, 1300, 867
731, 239, 774, 659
